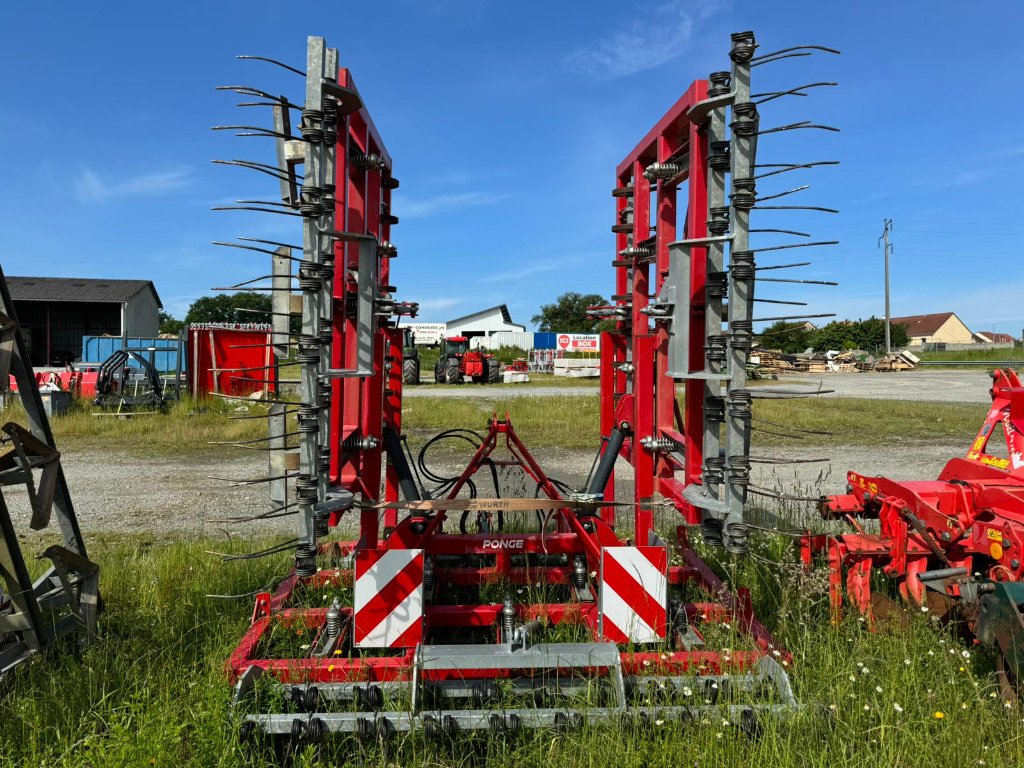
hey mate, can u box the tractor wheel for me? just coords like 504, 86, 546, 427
487, 358, 501, 383
434, 359, 445, 383
403, 358, 420, 385
444, 359, 462, 385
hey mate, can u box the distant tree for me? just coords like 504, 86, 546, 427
184, 293, 272, 325
532, 292, 608, 333
813, 316, 909, 353
159, 312, 184, 335
757, 320, 817, 354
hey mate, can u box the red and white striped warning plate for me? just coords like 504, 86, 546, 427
598, 546, 668, 644
353, 548, 424, 648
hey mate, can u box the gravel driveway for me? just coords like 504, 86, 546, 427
7, 435, 966, 544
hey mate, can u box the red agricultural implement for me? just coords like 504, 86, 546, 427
433, 336, 500, 384
211, 31, 840, 755
807, 369, 1024, 693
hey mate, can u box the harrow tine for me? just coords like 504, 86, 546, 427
212, 158, 304, 183
211, 205, 304, 217
216, 85, 303, 110
752, 82, 838, 104
751, 44, 841, 65
752, 298, 808, 306
235, 54, 306, 76
208, 473, 295, 486
754, 261, 811, 271
757, 277, 838, 285
750, 228, 811, 237
212, 240, 300, 260
754, 161, 838, 180
211, 125, 305, 142
752, 312, 836, 322
754, 184, 810, 203
208, 539, 300, 561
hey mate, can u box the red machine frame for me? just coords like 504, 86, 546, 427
228, 64, 793, 696
808, 369, 1024, 620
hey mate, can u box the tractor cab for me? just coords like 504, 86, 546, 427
441, 336, 469, 357
435, 336, 499, 384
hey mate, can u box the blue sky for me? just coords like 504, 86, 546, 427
1, 1, 1022, 335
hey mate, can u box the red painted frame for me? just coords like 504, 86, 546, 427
229, 70, 794, 692
604, 80, 709, 533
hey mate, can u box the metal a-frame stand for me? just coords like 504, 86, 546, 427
0, 265, 98, 677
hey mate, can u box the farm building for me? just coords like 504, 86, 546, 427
6, 276, 162, 366
892, 311, 974, 346
445, 304, 526, 341
973, 331, 1016, 344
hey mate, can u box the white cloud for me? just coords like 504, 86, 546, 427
415, 297, 464, 315
399, 191, 510, 219
75, 166, 193, 203
564, 1, 725, 80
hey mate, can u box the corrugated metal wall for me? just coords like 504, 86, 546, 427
533, 332, 556, 349
81, 336, 182, 371
124, 291, 160, 337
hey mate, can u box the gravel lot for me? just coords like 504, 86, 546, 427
405, 371, 995, 403
6, 370, 990, 543
8, 437, 964, 543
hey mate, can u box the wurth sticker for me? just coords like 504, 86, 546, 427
598, 546, 668, 644
353, 548, 424, 648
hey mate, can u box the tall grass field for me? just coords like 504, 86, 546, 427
2, 536, 1023, 767
0, 394, 1017, 766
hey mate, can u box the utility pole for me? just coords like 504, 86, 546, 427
879, 219, 893, 355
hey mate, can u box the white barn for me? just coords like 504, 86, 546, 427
445, 304, 526, 341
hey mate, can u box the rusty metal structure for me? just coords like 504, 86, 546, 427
211, 31, 841, 755
0, 266, 99, 678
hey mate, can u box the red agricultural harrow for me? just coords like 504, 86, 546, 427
809, 369, 1024, 693
211, 31, 840, 754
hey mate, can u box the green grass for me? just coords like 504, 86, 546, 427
411, 372, 600, 388
33, 396, 272, 458
917, 347, 1024, 368
9, 392, 977, 460
3, 536, 1024, 767
402, 395, 979, 450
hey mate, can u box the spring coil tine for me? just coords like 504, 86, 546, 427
234, 101, 301, 112
752, 417, 831, 436
211, 205, 304, 217
751, 240, 838, 253
208, 538, 301, 561
750, 228, 810, 237
751, 44, 841, 64
212, 241, 302, 261
758, 121, 840, 136
211, 125, 306, 142
754, 205, 839, 214
751, 82, 838, 104
754, 261, 811, 271
235, 54, 306, 76
752, 312, 836, 323
754, 161, 838, 181
757, 277, 839, 286
752, 298, 808, 306
215, 85, 303, 110
754, 185, 810, 203
212, 159, 304, 183
238, 236, 301, 250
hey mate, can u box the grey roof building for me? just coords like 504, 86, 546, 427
6, 276, 162, 366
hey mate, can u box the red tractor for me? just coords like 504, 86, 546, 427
433, 336, 500, 384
